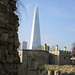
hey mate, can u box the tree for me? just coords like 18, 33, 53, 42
33, 45, 44, 50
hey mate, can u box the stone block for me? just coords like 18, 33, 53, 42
0, 0, 20, 75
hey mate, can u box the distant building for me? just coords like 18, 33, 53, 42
71, 55, 75, 65
71, 49, 75, 65
18, 41, 27, 50
18, 45, 73, 75
18, 50, 49, 75
29, 5, 41, 50
49, 45, 71, 65
18, 5, 75, 75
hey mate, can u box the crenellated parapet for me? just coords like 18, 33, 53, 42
49, 45, 71, 65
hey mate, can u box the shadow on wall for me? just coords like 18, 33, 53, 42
49, 54, 58, 64
62, 72, 75, 75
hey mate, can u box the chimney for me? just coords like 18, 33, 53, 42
56, 45, 58, 50
64, 46, 66, 51
47, 46, 50, 51
44, 44, 47, 51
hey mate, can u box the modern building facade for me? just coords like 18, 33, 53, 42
29, 5, 41, 49
18, 41, 27, 50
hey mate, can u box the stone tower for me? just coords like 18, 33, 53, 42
0, 0, 20, 75
29, 5, 41, 49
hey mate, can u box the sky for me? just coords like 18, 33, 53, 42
18, 0, 75, 51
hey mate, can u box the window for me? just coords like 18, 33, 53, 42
52, 70, 54, 75
64, 57, 66, 60
56, 71, 61, 75
58, 72, 61, 75
40, 70, 42, 73
46, 71, 48, 74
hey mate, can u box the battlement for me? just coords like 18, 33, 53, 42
49, 45, 71, 65
49, 50, 71, 53
60, 50, 71, 53
18, 45, 72, 75
48, 45, 71, 53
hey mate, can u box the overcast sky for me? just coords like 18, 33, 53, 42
18, 0, 75, 51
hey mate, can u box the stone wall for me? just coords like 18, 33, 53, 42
49, 50, 71, 65
18, 50, 49, 75
38, 65, 75, 75
49, 50, 59, 65
59, 50, 71, 65
0, 0, 20, 75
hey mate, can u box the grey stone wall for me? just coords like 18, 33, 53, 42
0, 0, 20, 75
49, 50, 59, 65
18, 50, 49, 75
49, 50, 71, 65
18, 49, 72, 75
38, 65, 75, 75
59, 50, 71, 65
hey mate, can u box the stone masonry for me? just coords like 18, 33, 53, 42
18, 45, 75, 75
38, 65, 75, 75
0, 0, 20, 75
18, 50, 49, 75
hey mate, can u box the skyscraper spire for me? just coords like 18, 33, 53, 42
29, 5, 41, 49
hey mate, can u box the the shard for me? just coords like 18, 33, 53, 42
29, 5, 41, 49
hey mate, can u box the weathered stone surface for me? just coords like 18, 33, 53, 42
18, 50, 49, 75
38, 65, 75, 75
49, 50, 71, 65
18, 49, 74, 75
0, 0, 20, 75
